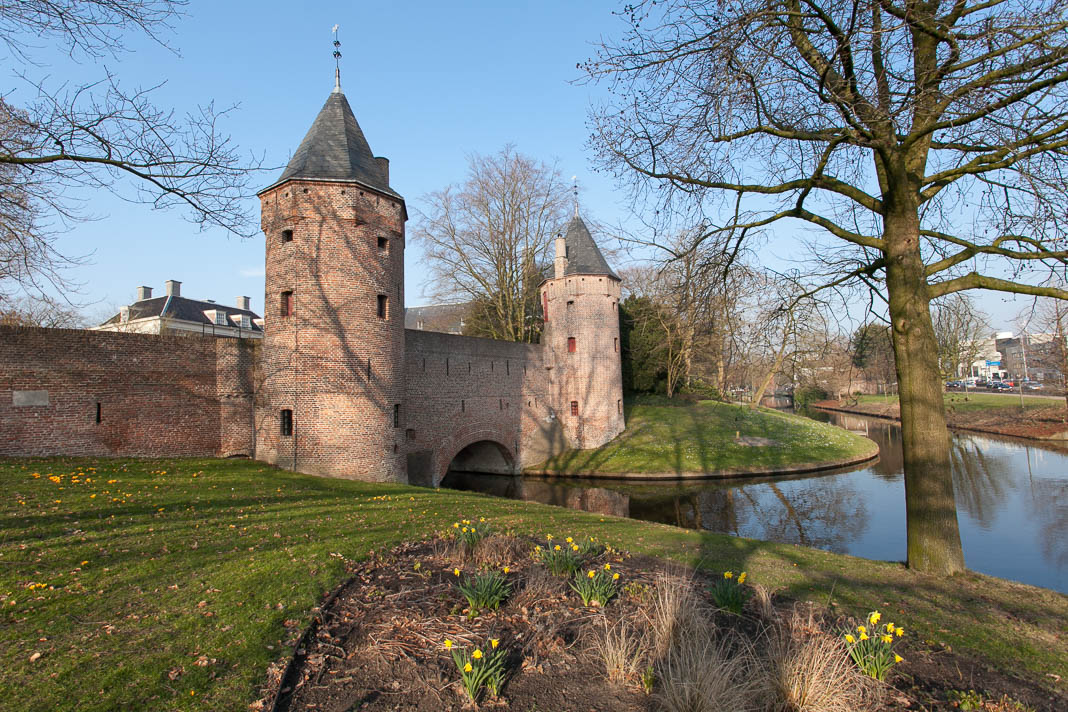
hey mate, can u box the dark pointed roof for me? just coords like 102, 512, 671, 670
264, 90, 401, 199
556, 216, 619, 280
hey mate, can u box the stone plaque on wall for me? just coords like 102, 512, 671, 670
12, 390, 49, 407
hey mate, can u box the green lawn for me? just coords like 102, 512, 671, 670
530, 396, 876, 475
856, 392, 1064, 413
2, 457, 1065, 711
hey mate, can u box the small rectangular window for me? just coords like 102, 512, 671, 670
214, 310, 227, 326
377, 294, 388, 319
618, 399, 622, 414
571, 400, 579, 417
393, 403, 401, 428
499, 399, 503, 410
614, 337, 619, 352
567, 337, 576, 353
378, 236, 389, 252
281, 229, 293, 243
567, 300, 574, 309
461, 399, 465, 413
96, 402, 102, 424
280, 409, 293, 436
280, 291, 294, 317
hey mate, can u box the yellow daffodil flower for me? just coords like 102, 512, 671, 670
464, 662, 472, 672
612, 573, 619, 580
859, 633, 869, 641
453, 568, 460, 576
554, 545, 561, 551
453, 523, 459, 528
472, 649, 483, 660
881, 634, 893, 644
444, 640, 453, 649
604, 563, 611, 571
503, 566, 510, 574
869, 611, 881, 625
738, 572, 747, 584
857, 625, 867, 635
588, 570, 596, 578
572, 544, 579, 551
896, 627, 904, 637
845, 634, 855, 643
546, 534, 553, 541
724, 571, 733, 579
490, 639, 499, 649
566, 537, 573, 543
894, 654, 903, 663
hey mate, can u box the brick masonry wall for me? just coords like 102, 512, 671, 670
257, 180, 408, 481
0, 326, 255, 457
403, 329, 566, 487
541, 274, 625, 448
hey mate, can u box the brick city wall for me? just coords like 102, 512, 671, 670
0, 326, 256, 458
403, 329, 566, 487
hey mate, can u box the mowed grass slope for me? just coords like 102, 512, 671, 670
530, 397, 876, 475
2, 457, 1066, 711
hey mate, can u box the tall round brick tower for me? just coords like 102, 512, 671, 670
255, 77, 407, 481
540, 215, 625, 448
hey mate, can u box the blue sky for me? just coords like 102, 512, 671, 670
10, 0, 1032, 327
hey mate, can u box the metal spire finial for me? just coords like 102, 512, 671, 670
571, 175, 579, 218
332, 24, 342, 93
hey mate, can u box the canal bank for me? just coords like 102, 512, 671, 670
814, 397, 1068, 441
448, 410, 1068, 593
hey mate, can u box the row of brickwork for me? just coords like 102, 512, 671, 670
403, 329, 567, 486
255, 179, 408, 481
0, 326, 255, 457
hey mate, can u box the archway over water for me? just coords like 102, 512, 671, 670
446, 440, 514, 477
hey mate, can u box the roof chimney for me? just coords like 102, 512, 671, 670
236, 296, 250, 311
554, 233, 568, 279
136, 285, 153, 301
164, 280, 181, 297
375, 156, 389, 185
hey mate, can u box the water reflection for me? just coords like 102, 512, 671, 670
443, 411, 1068, 592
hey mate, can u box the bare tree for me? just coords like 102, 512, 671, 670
585, 0, 1068, 573
412, 146, 571, 343
0, 293, 85, 327
933, 293, 989, 381
1, 1, 260, 299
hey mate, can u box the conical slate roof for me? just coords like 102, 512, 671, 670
557, 216, 619, 280
267, 90, 401, 199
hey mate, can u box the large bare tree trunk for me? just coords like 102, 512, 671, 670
886, 207, 965, 574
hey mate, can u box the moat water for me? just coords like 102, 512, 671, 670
443, 410, 1068, 593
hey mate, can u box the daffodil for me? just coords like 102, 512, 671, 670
896, 627, 904, 637
612, 573, 619, 580
859, 633, 869, 641
869, 611, 881, 625
588, 570, 596, 578
503, 566, 510, 574
453, 522, 459, 528
738, 572, 747, 584
444, 639, 453, 649
566, 537, 573, 543
453, 568, 460, 576
724, 571, 733, 579
604, 563, 611, 571
857, 625, 867, 635
464, 662, 472, 672
472, 649, 483, 660
554, 544, 561, 551
571, 544, 579, 551
546, 534, 553, 541
881, 634, 893, 644
845, 634, 855, 643
894, 654, 903, 663
490, 639, 499, 648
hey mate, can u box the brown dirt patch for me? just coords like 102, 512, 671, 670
258, 538, 1066, 712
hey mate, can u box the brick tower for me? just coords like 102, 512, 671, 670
256, 76, 407, 481
540, 215, 625, 448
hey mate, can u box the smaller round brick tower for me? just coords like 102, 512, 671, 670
540, 215, 625, 448
256, 78, 407, 481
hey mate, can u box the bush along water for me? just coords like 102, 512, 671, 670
843, 610, 905, 680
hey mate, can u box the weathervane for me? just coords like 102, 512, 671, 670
332, 24, 342, 92
572, 175, 579, 217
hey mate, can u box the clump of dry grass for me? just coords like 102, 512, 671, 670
649, 572, 714, 658
655, 628, 763, 712
594, 614, 645, 685
473, 533, 526, 568
748, 583, 775, 620
761, 607, 876, 712
513, 565, 566, 608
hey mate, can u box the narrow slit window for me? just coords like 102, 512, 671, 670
280, 291, 294, 317
567, 337, 577, 353
614, 337, 619, 352
461, 399, 465, 413
571, 400, 579, 417
542, 293, 549, 322
377, 294, 388, 319
499, 399, 503, 410
506, 360, 510, 375
393, 404, 401, 428
617, 399, 622, 414
378, 236, 389, 252
95, 402, 102, 424
281, 229, 293, 243
280, 409, 293, 436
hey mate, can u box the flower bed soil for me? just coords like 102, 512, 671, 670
256, 537, 1065, 712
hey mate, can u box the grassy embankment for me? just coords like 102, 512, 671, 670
3, 457, 1065, 711
530, 395, 877, 475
